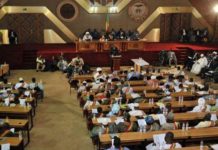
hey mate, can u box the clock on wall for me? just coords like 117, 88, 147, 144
57, 0, 79, 22
128, 0, 149, 23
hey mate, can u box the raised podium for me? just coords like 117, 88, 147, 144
111, 55, 122, 71
131, 58, 149, 73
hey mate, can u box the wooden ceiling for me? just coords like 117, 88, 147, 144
189, 0, 218, 27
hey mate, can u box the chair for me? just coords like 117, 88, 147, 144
69, 79, 79, 94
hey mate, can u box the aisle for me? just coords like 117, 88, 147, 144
8, 70, 93, 150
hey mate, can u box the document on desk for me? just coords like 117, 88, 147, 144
1, 143, 10, 150
97, 118, 111, 124
131, 93, 141, 99
115, 117, 124, 125
137, 119, 147, 126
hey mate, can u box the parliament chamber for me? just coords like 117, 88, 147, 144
0, 0, 218, 150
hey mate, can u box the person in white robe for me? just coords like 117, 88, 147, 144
93, 67, 106, 81
82, 32, 93, 41
146, 132, 182, 150
191, 54, 208, 74
191, 97, 211, 112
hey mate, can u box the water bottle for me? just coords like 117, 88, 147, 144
181, 96, 184, 103
178, 96, 181, 104
182, 123, 185, 131
200, 140, 204, 150
151, 98, 154, 104
19, 131, 22, 140
185, 122, 189, 131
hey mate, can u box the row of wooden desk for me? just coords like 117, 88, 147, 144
0, 64, 9, 77
98, 127, 218, 149
76, 41, 145, 52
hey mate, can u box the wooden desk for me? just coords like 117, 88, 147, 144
125, 80, 146, 86
171, 92, 195, 99
76, 41, 99, 52
0, 64, 9, 77
73, 74, 94, 82
92, 111, 218, 126
175, 146, 209, 150
0, 106, 33, 130
101, 41, 123, 51
0, 137, 24, 150
1, 64, 9, 75
99, 128, 218, 149
124, 41, 145, 51
3, 119, 30, 146
132, 86, 159, 93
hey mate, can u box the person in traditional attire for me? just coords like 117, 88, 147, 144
36, 56, 46, 72
191, 54, 208, 75
168, 50, 177, 67
82, 32, 93, 41
69, 55, 84, 74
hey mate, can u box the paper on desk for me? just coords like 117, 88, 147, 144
92, 109, 98, 114
131, 93, 141, 99
115, 117, 124, 125
153, 134, 166, 146
129, 110, 144, 116
157, 114, 166, 125
24, 91, 30, 96
97, 118, 111, 124
137, 119, 147, 126
19, 98, 26, 107
4, 98, 10, 106
10, 128, 15, 133
1, 143, 10, 150
196, 91, 209, 95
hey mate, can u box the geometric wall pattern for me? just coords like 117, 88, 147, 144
6, 14, 44, 43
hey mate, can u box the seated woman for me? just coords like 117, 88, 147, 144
83, 95, 100, 110
191, 97, 211, 112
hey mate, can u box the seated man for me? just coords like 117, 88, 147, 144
36, 55, 46, 72
191, 54, 208, 75
93, 67, 106, 81
191, 97, 211, 112
14, 77, 28, 90
29, 77, 44, 99
168, 50, 177, 67
83, 32, 93, 41
146, 132, 182, 150
69, 55, 84, 74
127, 67, 140, 81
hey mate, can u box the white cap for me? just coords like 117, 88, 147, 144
82, 81, 87, 84
19, 77, 23, 81
198, 97, 205, 106
200, 54, 204, 57
213, 51, 217, 55
130, 67, 134, 71
97, 67, 102, 72
85, 32, 90, 35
